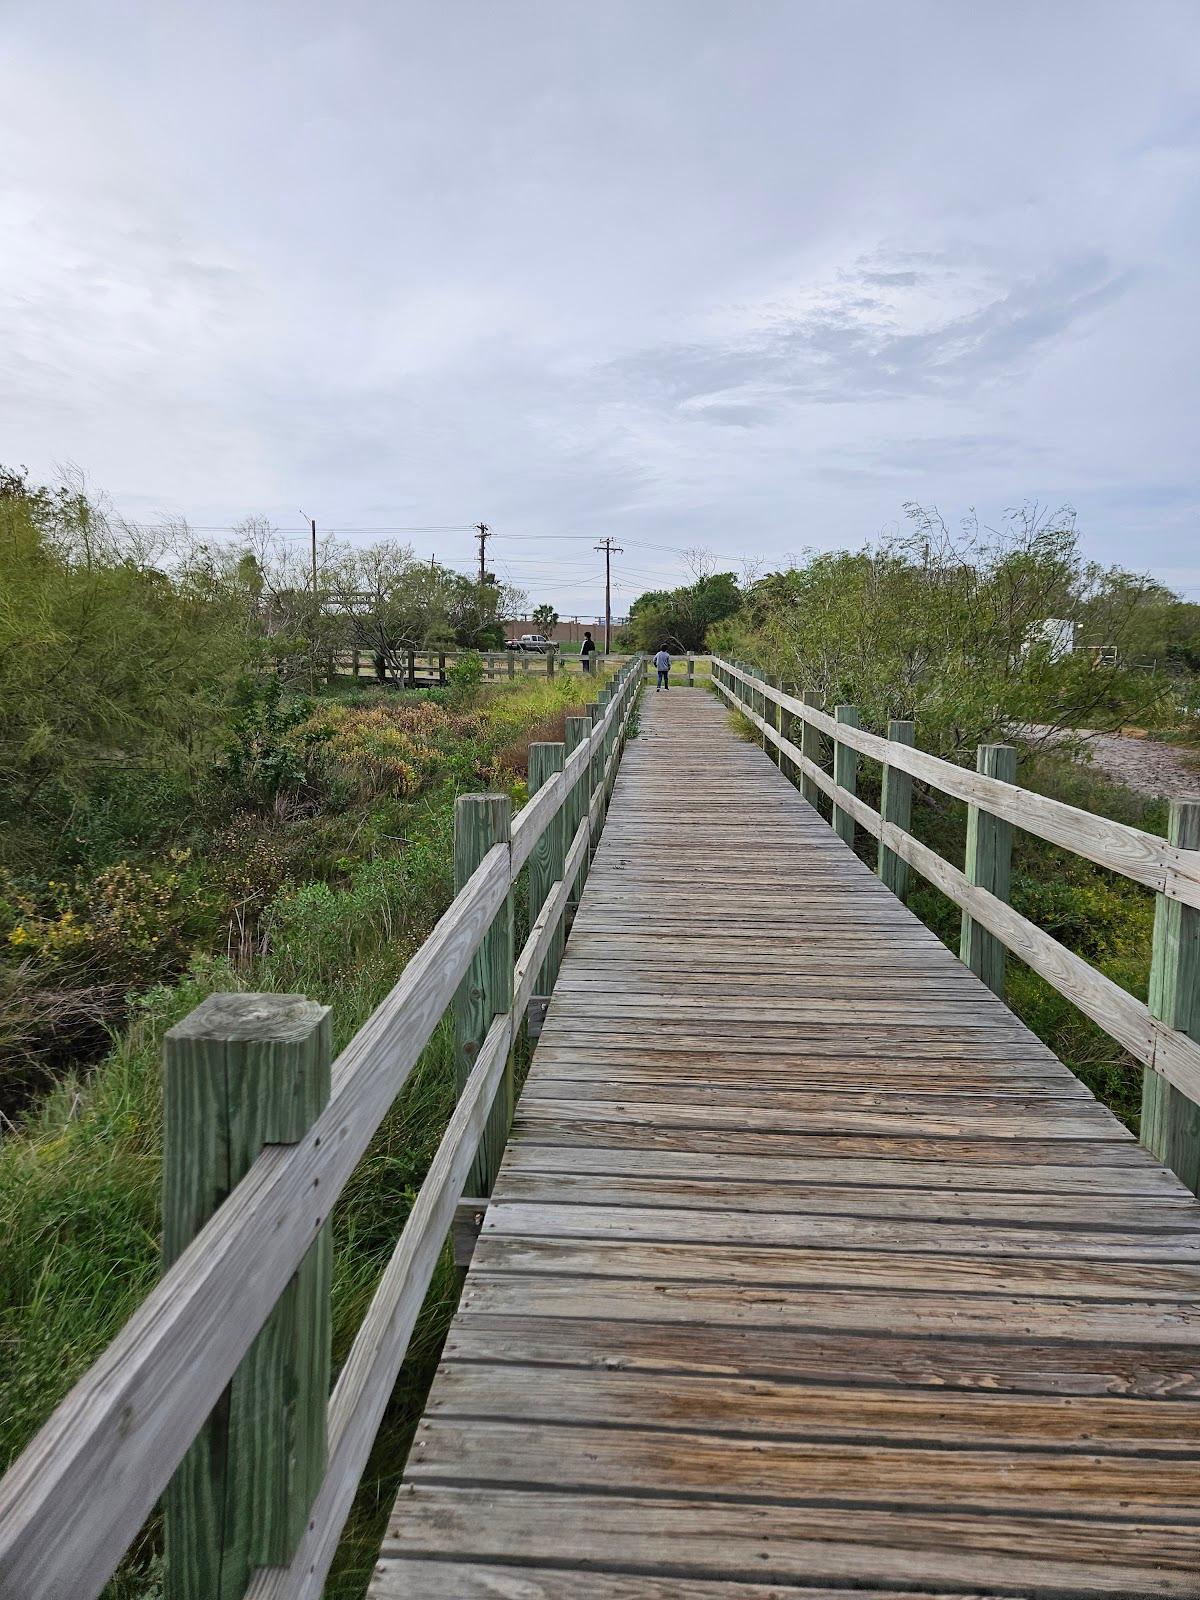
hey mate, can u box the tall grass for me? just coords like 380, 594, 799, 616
0, 670, 594, 1599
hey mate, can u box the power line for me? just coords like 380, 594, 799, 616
475, 521, 490, 585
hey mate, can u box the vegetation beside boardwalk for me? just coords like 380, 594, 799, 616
726, 707, 1167, 1134
0, 468, 605, 1597
702, 504, 1200, 1133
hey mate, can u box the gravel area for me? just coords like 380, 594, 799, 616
1021, 725, 1200, 801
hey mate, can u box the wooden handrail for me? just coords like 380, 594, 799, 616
717, 659, 1200, 908
711, 657, 1200, 1108
0, 658, 644, 1600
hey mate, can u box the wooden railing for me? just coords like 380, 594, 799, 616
336, 650, 711, 687
712, 657, 1200, 1191
0, 658, 643, 1600
336, 648, 633, 685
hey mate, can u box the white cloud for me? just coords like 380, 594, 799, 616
1, 1, 1198, 608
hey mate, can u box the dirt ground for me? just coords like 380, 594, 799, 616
1023, 725, 1200, 801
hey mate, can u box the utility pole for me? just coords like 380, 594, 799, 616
301, 512, 319, 693
594, 537, 623, 652
475, 521, 490, 584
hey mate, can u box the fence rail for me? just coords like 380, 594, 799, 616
0, 659, 644, 1600
334, 649, 712, 686
336, 648, 632, 684
712, 657, 1200, 1185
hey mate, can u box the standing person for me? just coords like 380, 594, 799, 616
580, 630, 597, 674
654, 647, 671, 691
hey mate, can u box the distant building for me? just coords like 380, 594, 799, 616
1026, 618, 1075, 660
504, 614, 629, 645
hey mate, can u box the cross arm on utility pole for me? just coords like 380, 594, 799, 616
594, 538, 624, 652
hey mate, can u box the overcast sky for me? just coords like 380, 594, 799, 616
3, 2, 1199, 615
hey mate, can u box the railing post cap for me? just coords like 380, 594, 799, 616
166, 992, 328, 1044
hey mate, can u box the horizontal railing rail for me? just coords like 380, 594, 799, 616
334, 649, 713, 686
335, 647, 637, 683
711, 657, 1200, 1141
0, 658, 643, 1600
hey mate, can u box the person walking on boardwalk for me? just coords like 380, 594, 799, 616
654, 647, 671, 691
580, 630, 596, 673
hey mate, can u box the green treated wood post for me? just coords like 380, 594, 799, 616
878, 719, 915, 900
1142, 799, 1200, 1192
163, 993, 332, 1600
777, 683, 793, 783
767, 677, 782, 768
507, 652, 516, 679
800, 691, 822, 807
585, 701, 602, 852
452, 794, 514, 1194
832, 704, 860, 847
686, 656, 694, 686
527, 743, 566, 1034
564, 713, 590, 912
960, 743, 1018, 996
603, 694, 616, 806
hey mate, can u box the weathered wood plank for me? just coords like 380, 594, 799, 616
371, 685, 1200, 1598
382, 1485, 1200, 1595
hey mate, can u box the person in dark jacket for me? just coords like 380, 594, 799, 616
580, 631, 596, 673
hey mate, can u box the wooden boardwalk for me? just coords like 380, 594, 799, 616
373, 688, 1200, 1598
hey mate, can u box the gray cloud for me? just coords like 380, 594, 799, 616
0, 1, 1197, 607
608, 255, 1136, 421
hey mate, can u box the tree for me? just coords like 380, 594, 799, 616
710, 503, 1179, 760
532, 602, 559, 634
627, 572, 742, 652
0, 468, 254, 843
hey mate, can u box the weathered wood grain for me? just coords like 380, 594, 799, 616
877, 717, 914, 898
163, 994, 332, 1600
526, 742, 566, 1003
373, 687, 1200, 1600
720, 657, 1200, 908
452, 795, 514, 1196
714, 672, 1200, 1104
0, 834, 512, 1600
1144, 797, 1200, 1193
960, 743, 1018, 995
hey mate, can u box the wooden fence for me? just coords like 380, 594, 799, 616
712, 657, 1200, 1192
0, 659, 644, 1600
337, 650, 711, 687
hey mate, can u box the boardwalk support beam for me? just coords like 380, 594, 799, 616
452, 794, 514, 1195
878, 718, 916, 899
960, 744, 1018, 996
163, 992, 332, 1600
1143, 797, 1200, 1192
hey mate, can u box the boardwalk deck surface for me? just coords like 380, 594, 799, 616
372, 689, 1200, 1598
